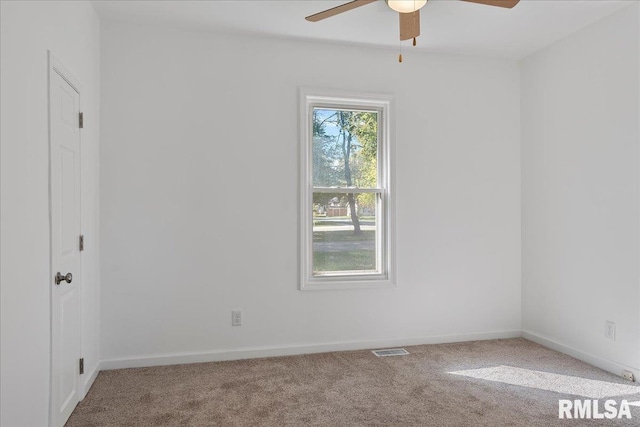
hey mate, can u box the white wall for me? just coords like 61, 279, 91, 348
0, 1, 101, 425
100, 22, 521, 365
521, 4, 640, 375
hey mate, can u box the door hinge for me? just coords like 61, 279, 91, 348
79, 358, 84, 375
79, 234, 84, 252
79, 112, 84, 129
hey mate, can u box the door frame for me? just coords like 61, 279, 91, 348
47, 50, 84, 426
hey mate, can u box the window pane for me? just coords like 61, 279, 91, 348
312, 108, 378, 188
312, 192, 378, 275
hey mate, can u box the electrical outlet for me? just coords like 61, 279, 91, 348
605, 321, 616, 340
622, 370, 635, 382
232, 310, 242, 326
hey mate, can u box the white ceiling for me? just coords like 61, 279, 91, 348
92, 0, 635, 59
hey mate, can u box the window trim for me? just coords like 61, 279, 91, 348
299, 88, 396, 291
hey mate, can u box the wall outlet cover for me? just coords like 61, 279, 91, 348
605, 321, 616, 341
622, 370, 635, 382
232, 310, 242, 326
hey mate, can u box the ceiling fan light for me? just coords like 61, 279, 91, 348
386, 0, 427, 14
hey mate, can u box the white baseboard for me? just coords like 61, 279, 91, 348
95, 330, 640, 386
100, 329, 521, 370
81, 361, 100, 399
522, 330, 640, 381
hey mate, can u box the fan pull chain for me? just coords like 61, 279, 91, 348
398, 39, 403, 63
412, 3, 418, 47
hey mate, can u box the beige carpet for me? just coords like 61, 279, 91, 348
67, 338, 640, 426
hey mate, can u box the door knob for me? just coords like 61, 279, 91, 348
55, 272, 73, 285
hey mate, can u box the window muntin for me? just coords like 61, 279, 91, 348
300, 90, 394, 290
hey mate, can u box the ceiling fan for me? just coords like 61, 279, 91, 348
306, 0, 520, 60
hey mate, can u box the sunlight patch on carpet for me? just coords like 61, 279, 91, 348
448, 365, 640, 399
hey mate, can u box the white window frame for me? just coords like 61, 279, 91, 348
299, 88, 396, 291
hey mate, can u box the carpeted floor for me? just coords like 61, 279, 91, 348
67, 338, 640, 426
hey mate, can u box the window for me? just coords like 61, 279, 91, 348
299, 89, 395, 290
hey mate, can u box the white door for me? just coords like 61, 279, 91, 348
49, 59, 82, 427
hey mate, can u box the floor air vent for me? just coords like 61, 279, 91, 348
372, 348, 409, 357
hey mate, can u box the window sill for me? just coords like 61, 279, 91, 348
300, 277, 397, 291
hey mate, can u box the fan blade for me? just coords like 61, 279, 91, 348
399, 10, 420, 41
305, 0, 377, 22
460, 0, 519, 8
